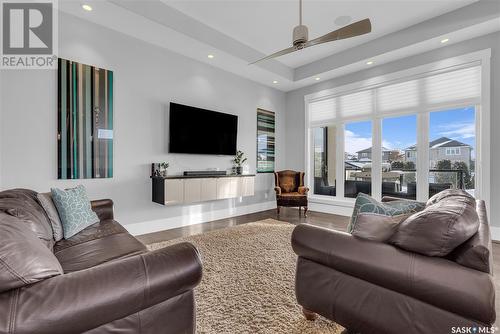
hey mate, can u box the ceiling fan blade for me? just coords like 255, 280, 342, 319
249, 45, 297, 65
304, 18, 372, 48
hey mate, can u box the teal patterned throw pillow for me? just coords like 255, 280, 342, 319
51, 185, 99, 239
347, 193, 425, 233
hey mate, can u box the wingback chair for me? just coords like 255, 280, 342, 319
274, 170, 309, 216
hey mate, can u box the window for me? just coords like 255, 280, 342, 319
306, 58, 485, 202
429, 107, 476, 196
445, 148, 461, 155
345, 121, 372, 198
313, 127, 336, 196
382, 115, 417, 200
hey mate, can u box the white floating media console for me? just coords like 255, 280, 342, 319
152, 175, 255, 205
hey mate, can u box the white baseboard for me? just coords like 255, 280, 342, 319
308, 198, 353, 217
124, 201, 277, 236
490, 226, 500, 242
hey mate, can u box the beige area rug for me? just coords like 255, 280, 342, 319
147, 219, 343, 334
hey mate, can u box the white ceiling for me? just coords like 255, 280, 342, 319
59, 0, 500, 91
165, 0, 477, 68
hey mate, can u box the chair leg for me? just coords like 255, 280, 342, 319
302, 307, 317, 321
298, 206, 301, 216
276, 206, 280, 216
304, 206, 308, 217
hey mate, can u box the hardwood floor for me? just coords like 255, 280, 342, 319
136, 207, 500, 318
136, 207, 349, 244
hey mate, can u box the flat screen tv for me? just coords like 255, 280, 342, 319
169, 102, 238, 155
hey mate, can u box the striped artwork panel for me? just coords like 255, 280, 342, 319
257, 108, 275, 173
57, 58, 114, 179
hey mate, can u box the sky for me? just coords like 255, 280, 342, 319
344, 106, 476, 155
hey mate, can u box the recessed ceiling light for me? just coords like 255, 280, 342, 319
207, 54, 214, 59
82, 4, 92, 11
315, 77, 321, 81
366, 61, 374, 65
441, 38, 450, 44
272, 80, 278, 84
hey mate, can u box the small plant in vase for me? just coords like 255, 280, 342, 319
159, 162, 169, 177
232, 151, 247, 175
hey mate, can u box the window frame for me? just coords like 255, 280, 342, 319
304, 49, 491, 215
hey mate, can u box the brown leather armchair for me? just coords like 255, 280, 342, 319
291, 199, 495, 334
0, 189, 202, 334
274, 170, 309, 216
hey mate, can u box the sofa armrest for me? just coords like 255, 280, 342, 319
274, 187, 282, 195
292, 223, 495, 325
1, 242, 202, 334
91, 199, 114, 221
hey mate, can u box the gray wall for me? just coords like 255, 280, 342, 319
285, 32, 500, 225
0, 13, 286, 227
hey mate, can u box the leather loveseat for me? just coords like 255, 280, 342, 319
292, 197, 495, 334
0, 189, 202, 334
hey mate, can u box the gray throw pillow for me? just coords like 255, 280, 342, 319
352, 212, 411, 242
51, 185, 99, 239
348, 193, 425, 233
37, 192, 64, 241
0, 212, 63, 293
391, 195, 480, 257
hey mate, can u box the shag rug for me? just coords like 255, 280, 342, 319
147, 219, 343, 334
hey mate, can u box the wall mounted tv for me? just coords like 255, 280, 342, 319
169, 102, 238, 155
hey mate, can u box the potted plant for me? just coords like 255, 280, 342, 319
159, 162, 169, 177
232, 151, 247, 175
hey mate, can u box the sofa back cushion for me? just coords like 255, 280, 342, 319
391, 192, 480, 257
0, 212, 63, 293
0, 189, 54, 249
37, 192, 64, 241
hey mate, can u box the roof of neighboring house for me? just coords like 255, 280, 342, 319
405, 137, 471, 150
356, 147, 391, 153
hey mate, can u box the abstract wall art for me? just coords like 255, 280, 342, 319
256, 108, 275, 173
57, 58, 113, 179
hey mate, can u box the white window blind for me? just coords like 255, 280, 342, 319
425, 66, 481, 105
307, 65, 481, 125
377, 80, 419, 112
339, 90, 372, 118
308, 98, 336, 125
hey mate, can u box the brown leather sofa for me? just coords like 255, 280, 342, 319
0, 189, 202, 334
292, 199, 495, 334
274, 170, 309, 216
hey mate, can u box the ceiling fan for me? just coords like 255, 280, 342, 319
250, 0, 372, 64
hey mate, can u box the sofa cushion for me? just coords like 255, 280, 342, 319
0, 189, 54, 249
0, 212, 63, 292
351, 212, 411, 242
391, 194, 480, 256
51, 185, 99, 239
37, 192, 64, 241
348, 193, 425, 233
427, 188, 474, 206
54, 220, 147, 273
